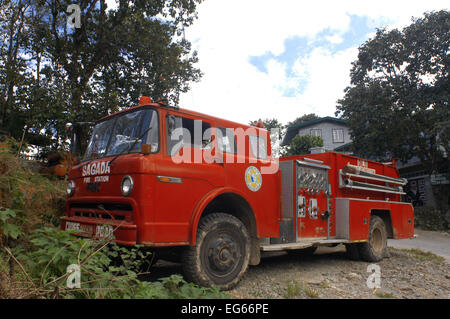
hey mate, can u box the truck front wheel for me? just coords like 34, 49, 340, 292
182, 213, 250, 290
358, 215, 387, 262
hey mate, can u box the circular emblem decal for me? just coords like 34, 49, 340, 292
245, 166, 262, 192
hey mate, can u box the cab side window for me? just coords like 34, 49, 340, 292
167, 115, 212, 156
217, 127, 237, 154
249, 135, 268, 160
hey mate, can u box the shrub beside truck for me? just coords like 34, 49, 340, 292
61, 97, 414, 290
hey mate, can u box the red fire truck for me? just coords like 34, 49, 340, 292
61, 97, 414, 290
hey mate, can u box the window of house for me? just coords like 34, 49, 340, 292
310, 129, 322, 138
249, 135, 267, 160
167, 115, 212, 156
332, 128, 344, 143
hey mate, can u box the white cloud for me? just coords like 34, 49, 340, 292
325, 34, 344, 44
179, 0, 449, 126
292, 46, 359, 116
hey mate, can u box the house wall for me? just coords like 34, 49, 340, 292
297, 122, 351, 150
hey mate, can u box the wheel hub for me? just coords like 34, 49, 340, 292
372, 228, 383, 253
207, 236, 239, 273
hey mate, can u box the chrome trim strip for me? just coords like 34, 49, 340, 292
335, 197, 411, 205
342, 172, 407, 185
341, 184, 405, 195
296, 160, 331, 170
302, 157, 324, 164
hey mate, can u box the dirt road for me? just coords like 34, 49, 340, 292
148, 236, 449, 299
388, 229, 450, 262
228, 246, 449, 299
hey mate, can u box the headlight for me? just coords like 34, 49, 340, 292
67, 180, 76, 196
121, 176, 134, 196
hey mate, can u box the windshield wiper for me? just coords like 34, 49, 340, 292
108, 126, 153, 166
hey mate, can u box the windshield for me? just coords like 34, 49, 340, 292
84, 108, 159, 161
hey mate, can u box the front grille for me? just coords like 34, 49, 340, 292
70, 202, 132, 211
69, 202, 133, 222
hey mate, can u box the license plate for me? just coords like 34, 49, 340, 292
66, 222, 93, 237
65, 221, 80, 231
96, 224, 114, 239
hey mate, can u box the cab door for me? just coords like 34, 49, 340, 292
152, 113, 225, 243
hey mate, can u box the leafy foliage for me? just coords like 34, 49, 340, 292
286, 114, 320, 128
0, 140, 66, 231
0, 0, 203, 153
336, 10, 449, 169
0, 207, 23, 241
8, 227, 228, 299
281, 135, 324, 156
336, 10, 449, 212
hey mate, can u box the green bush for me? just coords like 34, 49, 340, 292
0, 143, 66, 232
9, 227, 228, 299
0, 207, 24, 242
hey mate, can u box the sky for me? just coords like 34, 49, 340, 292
177, 0, 449, 126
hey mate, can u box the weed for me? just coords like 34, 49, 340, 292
284, 280, 320, 299
376, 291, 396, 298
303, 284, 320, 298
284, 280, 302, 298
401, 248, 445, 265
319, 279, 330, 289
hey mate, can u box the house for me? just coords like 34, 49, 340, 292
281, 116, 352, 151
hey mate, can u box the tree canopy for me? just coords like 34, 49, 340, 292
0, 0, 203, 153
286, 113, 319, 128
336, 10, 449, 174
280, 134, 323, 157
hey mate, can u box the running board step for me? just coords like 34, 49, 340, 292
260, 239, 350, 252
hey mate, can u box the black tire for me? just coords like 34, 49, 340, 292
345, 243, 361, 260
358, 215, 387, 262
182, 213, 250, 290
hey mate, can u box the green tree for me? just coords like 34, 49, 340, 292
286, 114, 319, 128
0, 0, 203, 152
0, 0, 32, 138
281, 135, 323, 156
336, 10, 449, 211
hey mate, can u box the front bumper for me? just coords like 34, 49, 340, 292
61, 196, 139, 245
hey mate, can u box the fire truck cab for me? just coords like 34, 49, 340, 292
62, 97, 414, 290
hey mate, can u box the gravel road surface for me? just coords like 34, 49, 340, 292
148, 229, 449, 299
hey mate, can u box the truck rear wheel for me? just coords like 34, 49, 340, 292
182, 213, 250, 290
358, 215, 387, 262
345, 243, 361, 260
